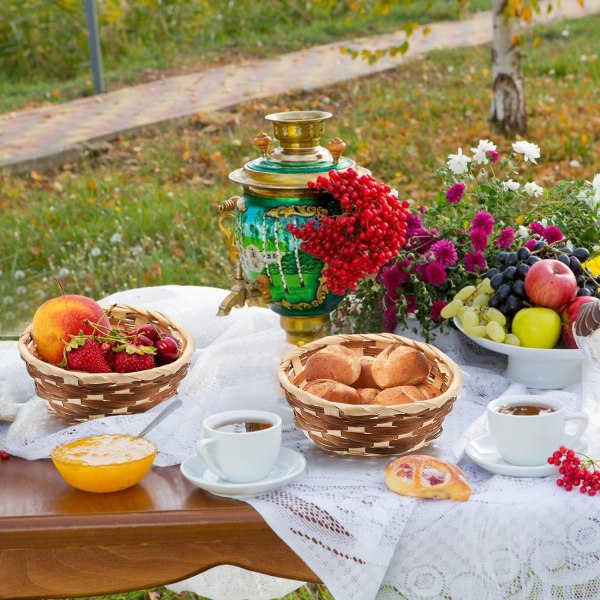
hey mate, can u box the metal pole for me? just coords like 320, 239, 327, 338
84, 0, 105, 94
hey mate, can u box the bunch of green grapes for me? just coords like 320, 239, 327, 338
440, 278, 521, 346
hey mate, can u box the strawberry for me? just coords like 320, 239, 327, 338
99, 341, 117, 370
113, 343, 156, 373
63, 337, 111, 373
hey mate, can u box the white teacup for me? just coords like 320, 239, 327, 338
196, 410, 282, 483
487, 395, 589, 466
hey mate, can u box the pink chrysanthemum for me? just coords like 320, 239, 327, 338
418, 204, 428, 214
379, 261, 410, 297
383, 301, 398, 333
430, 240, 458, 267
486, 150, 500, 164
464, 250, 486, 273
445, 183, 466, 204
496, 226, 515, 250
524, 239, 537, 251
430, 299, 448, 322
543, 226, 564, 244
470, 227, 489, 252
529, 221, 545, 235
471, 211, 495, 235
422, 262, 447, 286
406, 214, 424, 235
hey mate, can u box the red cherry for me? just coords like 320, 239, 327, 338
161, 333, 181, 347
134, 334, 155, 347
156, 337, 179, 364
135, 323, 161, 342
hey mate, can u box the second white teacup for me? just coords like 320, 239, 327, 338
487, 395, 589, 467
196, 410, 282, 483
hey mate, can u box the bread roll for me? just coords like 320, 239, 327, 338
374, 385, 432, 406
304, 379, 362, 405
372, 344, 430, 388
384, 455, 471, 501
304, 345, 361, 386
351, 356, 378, 389
356, 388, 380, 404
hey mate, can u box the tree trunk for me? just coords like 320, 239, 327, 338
490, 0, 527, 137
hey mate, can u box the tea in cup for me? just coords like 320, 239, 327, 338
487, 395, 588, 466
196, 410, 282, 482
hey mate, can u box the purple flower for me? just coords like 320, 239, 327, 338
430, 299, 448, 322
418, 204, 428, 214
486, 150, 500, 164
379, 262, 409, 297
543, 226, 564, 244
464, 250, 486, 273
470, 227, 489, 252
524, 239, 537, 251
496, 226, 515, 250
422, 262, 448, 286
406, 214, 424, 235
383, 301, 398, 333
471, 211, 495, 235
445, 183, 466, 204
529, 221, 545, 235
430, 240, 458, 267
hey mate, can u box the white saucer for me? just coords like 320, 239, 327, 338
180, 447, 306, 497
465, 433, 588, 478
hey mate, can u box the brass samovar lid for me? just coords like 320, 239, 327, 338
229, 110, 369, 191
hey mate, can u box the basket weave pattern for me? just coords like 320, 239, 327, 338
279, 333, 462, 457
18, 303, 195, 423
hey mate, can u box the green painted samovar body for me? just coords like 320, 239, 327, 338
218, 111, 368, 345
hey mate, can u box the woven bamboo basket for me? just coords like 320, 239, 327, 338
279, 333, 463, 457
18, 303, 195, 423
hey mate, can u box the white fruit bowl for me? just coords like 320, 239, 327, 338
453, 318, 583, 389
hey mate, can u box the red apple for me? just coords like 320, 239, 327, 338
524, 259, 578, 309
32, 295, 110, 364
560, 296, 600, 348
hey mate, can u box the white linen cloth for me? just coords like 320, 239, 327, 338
3, 285, 600, 600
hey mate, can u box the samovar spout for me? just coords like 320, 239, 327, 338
217, 264, 271, 316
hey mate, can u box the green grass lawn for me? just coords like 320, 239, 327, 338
0, 0, 490, 114
2, 13, 600, 600
1, 15, 598, 337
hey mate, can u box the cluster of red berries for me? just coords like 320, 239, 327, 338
61, 323, 180, 374
548, 446, 600, 495
286, 169, 410, 295
0, 450, 9, 461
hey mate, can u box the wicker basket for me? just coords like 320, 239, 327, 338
18, 303, 195, 423
279, 333, 462, 457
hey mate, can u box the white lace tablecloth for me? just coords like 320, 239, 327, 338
3, 285, 600, 600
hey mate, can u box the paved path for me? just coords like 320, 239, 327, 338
0, 0, 598, 173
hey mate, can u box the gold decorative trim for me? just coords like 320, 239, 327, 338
265, 205, 329, 219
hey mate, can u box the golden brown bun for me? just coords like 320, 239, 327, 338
417, 382, 439, 399
304, 345, 361, 386
304, 379, 362, 405
374, 385, 433, 406
352, 356, 379, 389
372, 344, 430, 388
384, 455, 471, 501
356, 388, 380, 404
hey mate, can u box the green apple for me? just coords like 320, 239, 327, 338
512, 307, 562, 349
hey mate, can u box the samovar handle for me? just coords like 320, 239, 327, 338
217, 196, 240, 264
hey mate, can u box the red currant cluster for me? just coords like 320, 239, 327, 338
0, 450, 9, 461
548, 446, 600, 495
287, 169, 410, 295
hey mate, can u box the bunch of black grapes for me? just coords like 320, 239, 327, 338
487, 242, 600, 327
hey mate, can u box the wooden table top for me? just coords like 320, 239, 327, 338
0, 456, 318, 600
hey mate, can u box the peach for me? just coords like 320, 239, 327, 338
32, 295, 110, 364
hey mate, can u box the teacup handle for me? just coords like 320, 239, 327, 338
196, 439, 228, 480
565, 412, 589, 442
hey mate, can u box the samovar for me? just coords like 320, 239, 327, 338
217, 110, 369, 345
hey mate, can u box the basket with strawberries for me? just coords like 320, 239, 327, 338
18, 294, 195, 422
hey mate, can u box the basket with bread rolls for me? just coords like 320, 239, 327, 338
279, 333, 462, 457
